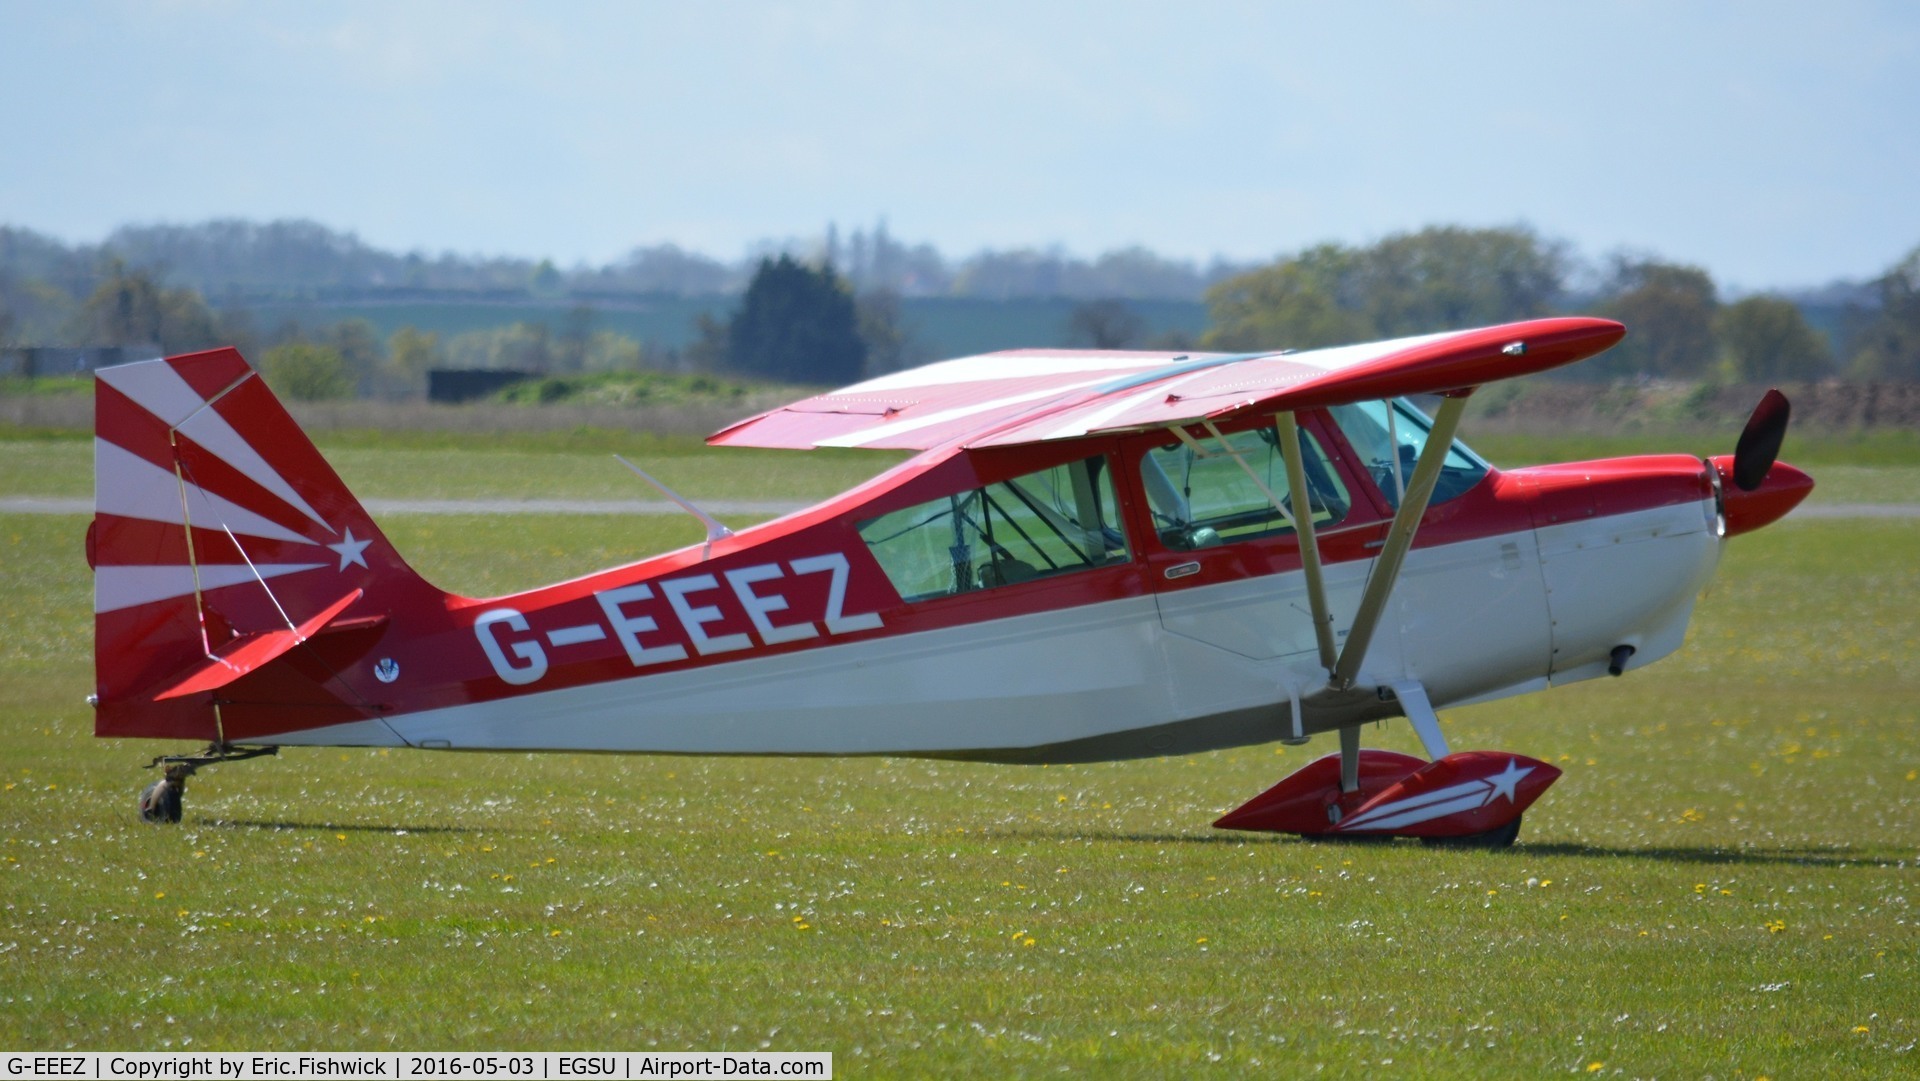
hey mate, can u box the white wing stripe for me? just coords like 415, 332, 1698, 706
841, 352, 1174, 394
817, 374, 1120, 448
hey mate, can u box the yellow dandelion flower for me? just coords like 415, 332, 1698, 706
1586, 1063, 1604, 1073
1854, 1025, 1870, 1034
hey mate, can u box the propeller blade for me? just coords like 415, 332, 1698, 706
1732, 389, 1791, 492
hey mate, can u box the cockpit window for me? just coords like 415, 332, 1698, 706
1327, 398, 1489, 509
857, 456, 1130, 601
1138, 423, 1350, 551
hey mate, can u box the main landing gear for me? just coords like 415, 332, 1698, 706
1214, 747, 1556, 847
137, 744, 277, 824
1214, 684, 1560, 848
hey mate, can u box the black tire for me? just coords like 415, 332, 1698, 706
138, 779, 183, 824
1421, 814, 1521, 850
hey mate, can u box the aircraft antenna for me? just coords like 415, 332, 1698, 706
613, 455, 735, 560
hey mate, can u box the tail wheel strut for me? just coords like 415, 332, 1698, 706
137, 744, 277, 825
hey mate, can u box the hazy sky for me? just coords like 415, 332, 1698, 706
2, 1, 1915, 290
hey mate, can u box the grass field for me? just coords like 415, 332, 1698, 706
2, 427, 1917, 1075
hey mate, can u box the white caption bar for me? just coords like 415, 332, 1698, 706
0, 1053, 831, 1081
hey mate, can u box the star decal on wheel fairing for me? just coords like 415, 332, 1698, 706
1333, 757, 1537, 833
1486, 758, 1532, 804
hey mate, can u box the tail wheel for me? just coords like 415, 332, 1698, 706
138, 778, 184, 824
133, 746, 275, 824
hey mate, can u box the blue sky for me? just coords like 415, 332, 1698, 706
2, 1, 1915, 290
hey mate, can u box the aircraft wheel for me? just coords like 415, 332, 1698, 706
1421, 814, 1521, 850
138, 778, 183, 824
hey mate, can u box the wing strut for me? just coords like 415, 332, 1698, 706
1274, 411, 1338, 674
1329, 394, 1470, 692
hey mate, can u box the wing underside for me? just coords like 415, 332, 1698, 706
708, 318, 1625, 452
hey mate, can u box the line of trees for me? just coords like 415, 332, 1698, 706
1202, 226, 1919, 382
0, 219, 1254, 307
7, 222, 1919, 393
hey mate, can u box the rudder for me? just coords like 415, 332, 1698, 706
92, 349, 418, 741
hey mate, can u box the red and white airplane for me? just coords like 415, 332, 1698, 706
91, 317, 1812, 845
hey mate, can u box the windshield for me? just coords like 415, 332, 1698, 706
1326, 398, 1489, 509
1138, 423, 1350, 550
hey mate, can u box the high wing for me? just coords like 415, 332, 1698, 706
708, 317, 1625, 451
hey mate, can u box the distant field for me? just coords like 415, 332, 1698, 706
5, 424, 1915, 515
1, 500, 1915, 1072
236, 295, 1210, 356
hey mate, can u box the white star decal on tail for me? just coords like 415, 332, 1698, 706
328, 527, 371, 571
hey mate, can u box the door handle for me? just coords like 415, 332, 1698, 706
1164, 561, 1201, 580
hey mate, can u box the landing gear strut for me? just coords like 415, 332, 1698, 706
137, 744, 277, 824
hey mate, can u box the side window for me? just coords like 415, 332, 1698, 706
857, 456, 1130, 601
1327, 398, 1489, 509
1139, 424, 1349, 551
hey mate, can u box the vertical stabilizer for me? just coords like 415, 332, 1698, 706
91, 349, 421, 740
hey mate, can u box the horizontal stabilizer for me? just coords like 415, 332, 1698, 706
154, 589, 363, 701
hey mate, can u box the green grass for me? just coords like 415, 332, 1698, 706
0, 375, 91, 397
2, 464, 1917, 1072
4, 424, 1916, 509
0, 433, 906, 510
490, 371, 758, 409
